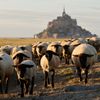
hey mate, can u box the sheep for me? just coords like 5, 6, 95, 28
11, 46, 22, 55
11, 45, 33, 59
18, 44, 36, 62
0, 45, 13, 55
47, 42, 63, 60
0, 52, 14, 93
61, 40, 71, 64
36, 42, 49, 59
18, 44, 33, 54
12, 50, 37, 97
12, 50, 32, 66
32, 42, 39, 59
70, 38, 86, 54
71, 43, 97, 84
12, 50, 33, 85
40, 50, 60, 88
86, 36, 100, 52
13, 59, 37, 97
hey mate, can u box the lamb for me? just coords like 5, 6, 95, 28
13, 59, 37, 97
40, 50, 60, 88
71, 43, 97, 84
0, 52, 14, 93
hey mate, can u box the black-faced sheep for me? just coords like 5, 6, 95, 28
70, 38, 86, 53
12, 50, 37, 97
71, 43, 97, 84
40, 50, 60, 88
0, 45, 13, 55
0, 52, 14, 93
11, 45, 33, 60
14, 59, 37, 97
36, 42, 48, 59
86, 37, 100, 52
61, 40, 71, 64
47, 42, 63, 60
12, 50, 32, 66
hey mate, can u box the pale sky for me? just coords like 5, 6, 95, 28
0, 0, 100, 38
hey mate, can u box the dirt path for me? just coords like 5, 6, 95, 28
0, 63, 100, 100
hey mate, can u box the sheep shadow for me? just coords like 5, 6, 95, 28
64, 84, 100, 92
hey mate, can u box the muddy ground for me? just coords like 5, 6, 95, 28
0, 62, 100, 100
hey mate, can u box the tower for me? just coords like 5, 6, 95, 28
62, 8, 66, 17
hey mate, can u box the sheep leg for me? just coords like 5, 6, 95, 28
48, 76, 50, 85
85, 67, 89, 84
44, 71, 48, 88
25, 79, 30, 94
0, 81, 3, 93
20, 79, 24, 97
65, 57, 68, 64
5, 78, 9, 93
77, 67, 83, 82
51, 69, 55, 88
66, 57, 69, 64
29, 76, 34, 95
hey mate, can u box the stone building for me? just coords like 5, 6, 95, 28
37, 9, 93, 38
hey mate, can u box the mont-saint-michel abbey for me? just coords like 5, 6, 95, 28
36, 9, 95, 38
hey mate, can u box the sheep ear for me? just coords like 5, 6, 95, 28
26, 65, 34, 68
87, 54, 94, 57
20, 47, 26, 50
51, 45, 54, 47
12, 56, 16, 60
20, 64, 33, 68
0, 57, 3, 60
63, 45, 69, 49
22, 54, 30, 58
73, 55, 79, 57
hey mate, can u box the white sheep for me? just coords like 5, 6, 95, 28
0, 52, 14, 93
32, 42, 39, 58
12, 50, 32, 66
36, 42, 49, 59
40, 50, 60, 88
18, 44, 33, 53
86, 37, 100, 52
70, 38, 86, 49
14, 59, 37, 97
47, 42, 63, 60
0, 45, 13, 55
11, 45, 33, 59
60, 40, 72, 64
71, 43, 97, 84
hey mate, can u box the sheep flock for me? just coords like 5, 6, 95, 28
0, 37, 100, 99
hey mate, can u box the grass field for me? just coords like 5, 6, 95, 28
0, 38, 65, 46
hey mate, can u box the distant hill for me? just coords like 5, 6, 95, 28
36, 9, 95, 38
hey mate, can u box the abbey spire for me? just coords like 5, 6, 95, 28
62, 7, 66, 17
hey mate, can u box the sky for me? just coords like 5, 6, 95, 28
0, 0, 100, 38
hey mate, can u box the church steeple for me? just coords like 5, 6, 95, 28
62, 7, 66, 17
